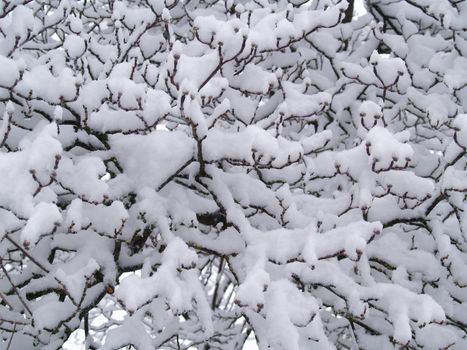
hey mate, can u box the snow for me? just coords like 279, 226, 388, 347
63, 34, 86, 59
2, 0, 467, 349
33, 297, 76, 331
17, 65, 79, 104
21, 202, 61, 245
58, 157, 109, 202
0, 56, 19, 87
110, 130, 194, 190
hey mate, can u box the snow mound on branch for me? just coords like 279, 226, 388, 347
110, 131, 195, 189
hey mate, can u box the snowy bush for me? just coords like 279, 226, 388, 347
1, 0, 467, 349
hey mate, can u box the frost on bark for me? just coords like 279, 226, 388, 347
0, 0, 467, 349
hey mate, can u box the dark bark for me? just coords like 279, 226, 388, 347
343, 0, 355, 23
